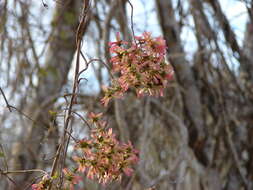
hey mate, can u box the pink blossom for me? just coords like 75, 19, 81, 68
101, 32, 173, 106
32, 184, 44, 190
73, 113, 139, 185
31, 175, 50, 190
123, 167, 134, 176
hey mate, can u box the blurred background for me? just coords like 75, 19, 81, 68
0, 0, 253, 189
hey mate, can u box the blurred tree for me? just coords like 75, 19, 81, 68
0, 0, 253, 189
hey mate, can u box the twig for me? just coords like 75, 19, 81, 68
0, 169, 48, 175
41, 0, 48, 8
78, 77, 88, 86
1, 173, 17, 187
71, 110, 91, 129
64, 129, 78, 143
126, 0, 136, 43
61, 107, 92, 129
0, 87, 12, 112
48, 1, 91, 189
24, 174, 45, 190
48, 144, 62, 182
8, 105, 44, 127
80, 50, 88, 65
78, 58, 114, 79
0, 144, 8, 171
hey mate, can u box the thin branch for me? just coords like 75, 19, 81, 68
1, 173, 17, 187
24, 174, 45, 190
48, 1, 91, 189
71, 110, 91, 130
0, 169, 48, 175
78, 58, 114, 80
0, 144, 8, 171
8, 105, 42, 126
0, 87, 12, 112
126, 0, 136, 43
64, 129, 78, 143
41, 0, 48, 8
48, 143, 62, 187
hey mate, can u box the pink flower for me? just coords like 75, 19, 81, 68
101, 32, 173, 106
87, 167, 95, 179
32, 184, 44, 190
31, 175, 50, 190
73, 156, 87, 173
73, 114, 139, 185
166, 70, 174, 80
89, 112, 103, 122
63, 168, 82, 184
153, 36, 166, 54
108, 128, 113, 136
63, 168, 82, 190
123, 167, 134, 176
101, 97, 109, 107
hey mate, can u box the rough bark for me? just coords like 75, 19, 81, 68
155, 0, 206, 160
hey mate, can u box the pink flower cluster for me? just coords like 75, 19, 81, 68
31, 113, 139, 189
74, 112, 139, 185
32, 175, 51, 190
101, 32, 173, 106
63, 168, 82, 190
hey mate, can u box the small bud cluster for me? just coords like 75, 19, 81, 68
32, 175, 51, 190
63, 168, 82, 190
101, 32, 173, 106
74, 112, 139, 185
